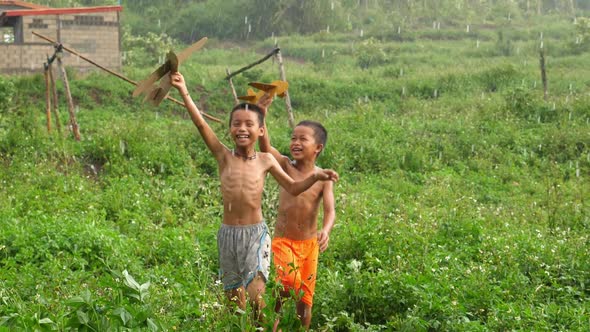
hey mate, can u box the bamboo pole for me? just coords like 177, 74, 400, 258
224, 47, 280, 80
57, 53, 81, 141
44, 64, 52, 133
47, 62, 62, 133
275, 49, 295, 128
32, 31, 221, 123
226, 68, 239, 105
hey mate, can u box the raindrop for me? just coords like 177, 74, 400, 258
466, 25, 470, 33
540, 41, 544, 49
331, 2, 334, 10
401, 86, 406, 96
476, 39, 480, 48
533, 81, 537, 88
438, 151, 442, 159
399, 68, 403, 77
248, 24, 251, 33
158, 19, 161, 28
364, 95, 369, 103
537, 116, 541, 123
229, 202, 232, 212
322, 49, 325, 58
437, 22, 441, 30
516, 47, 520, 55
569, 111, 572, 120
326, 25, 330, 33
569, 83, 573, 93
481, 92, 485, 100
401, 155, 405, 164
360, 29, 364, 37
508, 13, 511, 21
119, 140, 126, 155
244, 16, 248, 24
433, 89, 438, 98
471, 145, 475, 153
397, 26, 401, 34
552, 102, 556, 110
539, 32, 543, 40
75, 105, 79, 113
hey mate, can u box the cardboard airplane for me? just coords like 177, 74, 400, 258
132, 37, 208, 106
237, 80, 289, 104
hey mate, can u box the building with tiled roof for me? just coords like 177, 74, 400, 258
0, 0, 122, 74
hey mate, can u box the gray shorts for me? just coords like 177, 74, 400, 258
217, 222, 271, 291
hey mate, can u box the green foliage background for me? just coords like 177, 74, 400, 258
1, 1, 590, 331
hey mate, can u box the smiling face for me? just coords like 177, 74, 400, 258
229, 109, 264, 148
290, 125, 323, 161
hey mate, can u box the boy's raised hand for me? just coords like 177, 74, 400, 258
170, 71, 188, 93
315, 168, 339, 182
257, 92, 274, 116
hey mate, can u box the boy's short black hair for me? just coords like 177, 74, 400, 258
296, 120, 328, 153
229, 103, 264, 126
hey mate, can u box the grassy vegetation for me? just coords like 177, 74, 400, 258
1, 14, 589, 331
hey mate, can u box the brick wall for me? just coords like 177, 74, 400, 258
2, 11, 121, 74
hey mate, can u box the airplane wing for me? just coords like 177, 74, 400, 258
249, 80, 289, 98
237, 88, 261, 103
176, 37, 208, 64
133, 38, 206, 101
144, 51, 179, 106
132, 51, 176, 98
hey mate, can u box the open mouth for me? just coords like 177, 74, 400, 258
236, 134, 250, 139
291, 147, 303, 153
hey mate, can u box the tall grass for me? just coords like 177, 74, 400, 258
1, 15, 589, 331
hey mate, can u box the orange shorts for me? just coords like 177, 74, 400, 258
272, 237, 319, 306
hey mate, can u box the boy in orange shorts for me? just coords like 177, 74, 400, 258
258, 96, 336, 329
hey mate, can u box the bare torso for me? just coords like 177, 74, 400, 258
219, 150, 273, 225
274, 162, 325, 240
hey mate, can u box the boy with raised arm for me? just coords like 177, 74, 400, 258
257, 95, 336, 329
169, 72, 338, 320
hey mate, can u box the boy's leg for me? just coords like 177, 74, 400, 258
226, 286, 246, 310
296, 301, 312, 329
246, 272, 267, 320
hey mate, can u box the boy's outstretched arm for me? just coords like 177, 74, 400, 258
257, 94, 288, 167
318, 180, 335, 252
266, 154, 338, 196
170, 72, 226, 162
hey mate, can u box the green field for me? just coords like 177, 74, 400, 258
1, 8, 590, 332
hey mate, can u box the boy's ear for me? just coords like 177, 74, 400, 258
315, 143, 324, 155
258, 126, 265, 136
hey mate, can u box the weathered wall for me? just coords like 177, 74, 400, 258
0, 11, 120, 74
